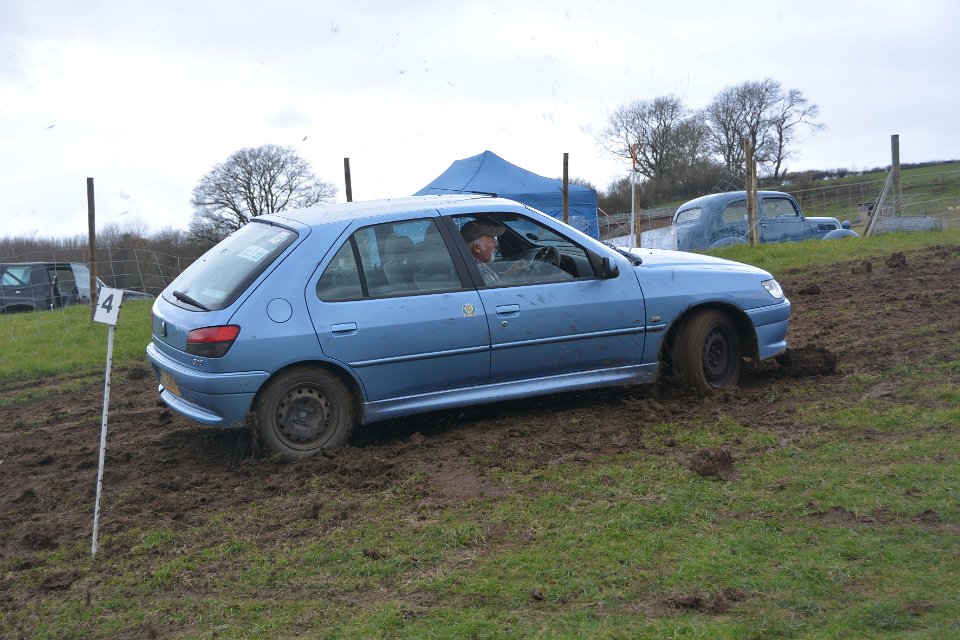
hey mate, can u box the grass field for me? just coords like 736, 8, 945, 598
1, 231, 958, 639
785, 162, 960, 230
0, 299, 153, 381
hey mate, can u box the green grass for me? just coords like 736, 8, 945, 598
0, 299, 152, 381
9, 416, 957, 638
708, 228, 960, 276
787, 161, 960, 224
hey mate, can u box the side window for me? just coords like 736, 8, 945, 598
763, 198, 799, 219
353, 226, 392, 296
453, 213, 585, 288
411, 223, 462, 293
316, 241, 362, 302
52, 267, 77, 291
1, 266, 30, 286
316, 219, 461, 302
721, 200, 748, 224
675, 207, 701, 225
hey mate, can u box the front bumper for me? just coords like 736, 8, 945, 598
745, 299, 791, 360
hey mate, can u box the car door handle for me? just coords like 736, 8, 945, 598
495, 304, 520, 316
331, 322, 357, 334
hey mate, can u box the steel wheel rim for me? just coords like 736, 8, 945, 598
274, 384, 336, 448
701, 325, 732, 386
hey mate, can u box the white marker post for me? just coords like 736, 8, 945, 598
91, 287, 124, 558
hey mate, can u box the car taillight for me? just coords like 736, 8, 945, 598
186, 325, 240, 358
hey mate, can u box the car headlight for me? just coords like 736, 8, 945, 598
762, 278, 784, 299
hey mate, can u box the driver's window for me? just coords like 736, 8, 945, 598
452, 214, 586, 288
762, 198, 799, 219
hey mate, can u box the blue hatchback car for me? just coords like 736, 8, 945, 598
148, 195, 791, 461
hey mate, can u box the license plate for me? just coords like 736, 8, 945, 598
160, 370, 181, 396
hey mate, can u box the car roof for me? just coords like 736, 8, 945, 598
678, 190, 793, 211
263, 194, 524, 228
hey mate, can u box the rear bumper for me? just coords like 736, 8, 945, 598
146, 342, 269, 426
746, 299, 791, 360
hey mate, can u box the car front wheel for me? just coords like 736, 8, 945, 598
672, 309, 742, 391
254, 367, 355, 461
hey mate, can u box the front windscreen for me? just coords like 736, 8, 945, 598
165, 222, 298, 311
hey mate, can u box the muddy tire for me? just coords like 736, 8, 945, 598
254, 367, 354, 461
672, 309, 742, 391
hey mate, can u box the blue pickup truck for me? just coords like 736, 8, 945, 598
641, 191, 858, 251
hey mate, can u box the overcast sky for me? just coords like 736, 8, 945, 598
1, 0, 957, 239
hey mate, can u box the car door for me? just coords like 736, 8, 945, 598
450, 213, 647, 384
760, 195, 806, 243
705, 199, 750, 248
306, 217, 491, 402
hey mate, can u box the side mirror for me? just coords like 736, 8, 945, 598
841, 220, 852, 229
601, 256, 620, 279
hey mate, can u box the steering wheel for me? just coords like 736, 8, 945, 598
516, 245, 561, 268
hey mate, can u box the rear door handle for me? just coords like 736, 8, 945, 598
331, 322, 357, 334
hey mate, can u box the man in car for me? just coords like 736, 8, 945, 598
460, 220, 507, 285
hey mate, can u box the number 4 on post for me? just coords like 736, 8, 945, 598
91, 287, 124, 556
93, 287, 123, 326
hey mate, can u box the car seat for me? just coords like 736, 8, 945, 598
413, 226, 460, 292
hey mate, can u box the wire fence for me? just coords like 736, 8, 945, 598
598, 207, 674, 242
0, 246, 197, 296
0, 245, 198, 347
600, 166, 960, 243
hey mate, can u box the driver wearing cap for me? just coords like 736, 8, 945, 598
460, 220, 508, 285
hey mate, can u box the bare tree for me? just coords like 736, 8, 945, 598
662, 117, 717, 189
704, 79, 822, 180
768, 89, 824, 180
597, 176, 628, 213
597, 95, 695, 180
189, 145, 337, 243
704, 79, 779, 175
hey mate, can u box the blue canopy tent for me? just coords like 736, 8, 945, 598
415, 150, 600, 238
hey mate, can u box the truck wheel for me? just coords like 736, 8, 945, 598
672, 309, 742, 391
254, 367, 355, 461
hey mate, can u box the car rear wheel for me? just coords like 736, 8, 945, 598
672, 309, 742, 391
254, 367, 355, 461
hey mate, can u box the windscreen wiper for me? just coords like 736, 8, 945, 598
172, 290, 211, 311
603, 242, 643, 266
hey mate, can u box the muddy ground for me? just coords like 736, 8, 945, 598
1, 244, 957, 571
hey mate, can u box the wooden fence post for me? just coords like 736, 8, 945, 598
744, 138, 759, 246
87, 178, 97, 321
891, 134, 901, 216
343, 158, 353, 202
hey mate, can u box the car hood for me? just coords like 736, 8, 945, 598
805, 216, 844, 230
624, 248, 772, 276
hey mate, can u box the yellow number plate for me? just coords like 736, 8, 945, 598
160, 370, 181, 396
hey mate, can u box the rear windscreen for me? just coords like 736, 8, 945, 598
165, 222, 298, 311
